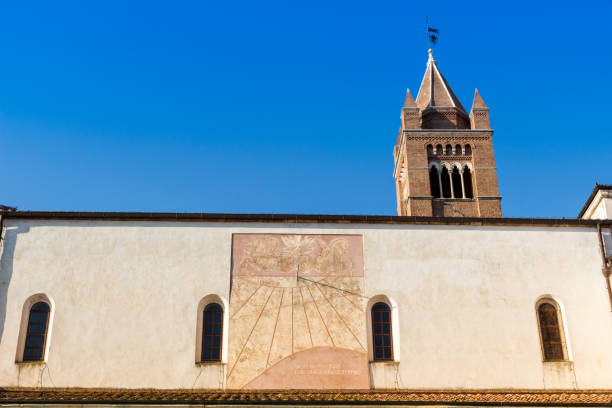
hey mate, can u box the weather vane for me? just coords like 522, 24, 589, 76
426, 16, 439, 49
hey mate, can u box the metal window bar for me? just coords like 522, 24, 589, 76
201, 303, 223, 362
371, 302, 393, 361
23, 302, 50, 361
538, 303, 564, 361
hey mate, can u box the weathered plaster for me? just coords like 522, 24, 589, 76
0, 220, 610, 389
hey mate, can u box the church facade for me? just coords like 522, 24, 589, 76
0, 51, 611, 406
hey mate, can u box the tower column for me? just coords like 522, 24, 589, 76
449, 168, 455, 199
459, 169, 466, 199
437, 170, 443, 198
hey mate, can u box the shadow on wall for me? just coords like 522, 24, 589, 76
0, 225, 30, 343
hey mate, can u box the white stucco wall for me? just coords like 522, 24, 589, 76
0, 220, 610, 389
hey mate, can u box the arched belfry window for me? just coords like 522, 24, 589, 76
455, 144, 462, 154
537, 300, 568, 361
23, 302, 50, 361
445, 144, 452, 155
463, 166, 474, 199
427, 144, 434, 156
441, 167, 452, 198
371, 302, 393, 361
436, 144, 443, 155
452, 166, 464, 198
201, 303, 223, 362
429, 166, 441, 198
464, 144, 472, 155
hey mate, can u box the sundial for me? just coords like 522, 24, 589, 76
227, 234, 368, 389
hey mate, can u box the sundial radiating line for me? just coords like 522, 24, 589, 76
337, 290, 364, 311
290, 288, 294, 355
305, 284, 335, 347
315, 283, 366, 351
318, 278, 365, 311
266, 288, 285, 368
298, 285, 314, 348
231, 284, 263, 318
227, 286, 274, 379
298, 276, 367, 299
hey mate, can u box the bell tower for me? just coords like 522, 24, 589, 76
393, 49, 502, 217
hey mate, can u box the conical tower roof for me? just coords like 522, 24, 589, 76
415, 49, 466, 113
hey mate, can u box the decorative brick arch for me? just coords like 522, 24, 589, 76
428, 161, 441, 170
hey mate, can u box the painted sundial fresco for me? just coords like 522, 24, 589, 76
227, 234, 368, 389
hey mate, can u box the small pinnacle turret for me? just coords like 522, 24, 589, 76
401, 89, 420, 129
471, 88, 488, 109
469, 89, 490, 129
403, 89, 417, 108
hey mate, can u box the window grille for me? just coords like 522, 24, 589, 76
538, 302, 565, 361
201, 303, 223, 362
371, 302, 393, 361
23, 302, 50, 361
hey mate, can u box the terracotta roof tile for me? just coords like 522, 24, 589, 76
1, 388, 612, 405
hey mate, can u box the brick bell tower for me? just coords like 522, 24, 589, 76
393, 49, 502, 217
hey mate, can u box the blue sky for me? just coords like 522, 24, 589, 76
1, 1, 610, 217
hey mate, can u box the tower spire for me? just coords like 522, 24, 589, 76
414, 50, 468, 128
393, 48, 502, 218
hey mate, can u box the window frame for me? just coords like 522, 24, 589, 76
195, 295, 229, 364
371, 302, 394, 361
201, 303, 223, 362
15, 294, 54, 364
535, 297, 570, 362
366, 295, 400, 363
23, 302, 50, 362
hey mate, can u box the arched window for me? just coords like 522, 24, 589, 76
371, 302, 393, 361
463, 166, 474, 198
537, 301, 567, 361
427, 144, 434, 156
429, 166, 441, 198
23, 302, 50, 361
436, 144, 443, 155
464, 144, 472, 155
201, 303, 223, 362
441, 166, 452, 198
455, 144, 462, 154
452, 166, 464, 198
445, 144, 452, 155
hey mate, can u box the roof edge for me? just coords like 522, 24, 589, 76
578, 184, 612, 218
1, 210, 611, 228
